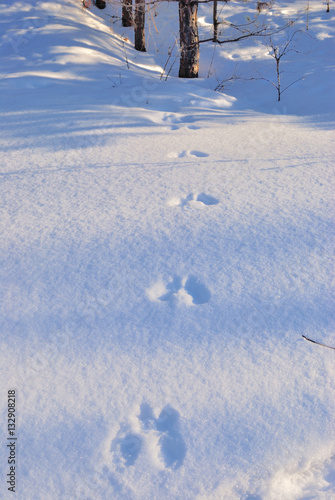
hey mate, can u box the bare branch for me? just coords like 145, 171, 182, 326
281, 76, 305, 94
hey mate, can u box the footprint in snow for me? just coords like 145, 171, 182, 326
119, 434, 142, 466
147, 275, 211, 306
162, 113, 181, 130
110, 425, 142, 468
169, 125, 201, 131
139, 403, 187, 470
109, 405, 186, 470
196, 193, 219, 205
189, 150, 209, 157
162, 113, 200, 130
168, 192, 219, 208
166, 150, 209, 159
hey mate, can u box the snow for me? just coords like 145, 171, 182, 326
0, 0, 334, 499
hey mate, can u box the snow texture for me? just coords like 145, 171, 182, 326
0, 0, 334, 499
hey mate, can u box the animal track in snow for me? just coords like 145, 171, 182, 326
119, 434, 142, 466
110, 425, 142, 468
168, 192, 219, 208
162, 113, 200, 131
169, 125, 201, 131
190, 150, 209, 157
168, 124, 200, 131
110, 404, 187, 471
147, 275, 211, 306
195, 193, 219, 205
166, 150, 209, 159
139, 403, 187, 470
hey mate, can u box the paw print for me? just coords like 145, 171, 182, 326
168, 192, 219, 208
110, 424, 142, 468
139, 403, 187, 470
147, 275, 211, 306
110, 404, 187, 471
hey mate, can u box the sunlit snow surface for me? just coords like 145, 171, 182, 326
0, 0, 334, 499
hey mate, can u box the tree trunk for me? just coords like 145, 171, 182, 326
276, 57, 281, 101
134, 0, 146, 52
178, 0, 199, 78
213, 0, 218, 42
122, 0, 133, 27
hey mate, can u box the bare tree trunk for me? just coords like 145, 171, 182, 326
122, 0, 133, 27
276, 57, 281, 101
179, 0, 199, 78
213, 0, 218, 42
134, 0, 146, 52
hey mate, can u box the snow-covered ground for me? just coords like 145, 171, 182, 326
1, 0, 334, 498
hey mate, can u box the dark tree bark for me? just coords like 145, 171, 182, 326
213, 0, 218, 42
122, 0, 133, 27
178, 0, 199, 78
134, 0, 146, 52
